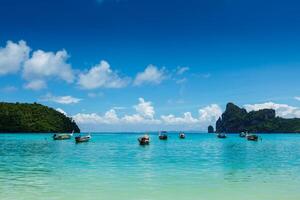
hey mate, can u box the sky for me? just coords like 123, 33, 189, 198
1, 0, 300, 131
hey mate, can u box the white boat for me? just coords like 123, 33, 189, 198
53, 130, 74, 140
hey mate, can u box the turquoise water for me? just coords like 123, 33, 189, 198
1, 133, 300, 200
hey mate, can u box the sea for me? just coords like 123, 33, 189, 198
0, 133, 300, 200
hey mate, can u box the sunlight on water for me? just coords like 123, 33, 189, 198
1, 133, 300, 200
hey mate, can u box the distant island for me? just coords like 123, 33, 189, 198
0, 102, 80, 133
214, 102, 300, 133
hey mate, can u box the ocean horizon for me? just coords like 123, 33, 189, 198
1, 133, 300, 200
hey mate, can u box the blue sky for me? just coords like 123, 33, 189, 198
1, 0, 300, 131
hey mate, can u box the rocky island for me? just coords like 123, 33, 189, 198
215, 103, 300, 133
0, 102, 80, 133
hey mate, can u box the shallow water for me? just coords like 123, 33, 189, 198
0, 133, 300, 200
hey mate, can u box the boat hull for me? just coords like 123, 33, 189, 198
138, 136, 150, 145
159, 135, 168, 140
75, 136, 91, 143
217, 133, 227, 138
138, 139, 150, 145
179, 134, 185, 139
53, 134, 72, 140
247, 135, 258, 141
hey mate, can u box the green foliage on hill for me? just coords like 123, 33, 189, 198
215, 103, 300, 133
0, 102, 80, 133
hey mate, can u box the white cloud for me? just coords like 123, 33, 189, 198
73, 98, 160, 126
294, 97, 300, 101
176, 66, 189, 75
198, 104, 222, 123
133, 65, 166, 86
24, 79, 47, 90
73, 113, 103, 124
73, 97, 222, 131
160, 104, 222, 128
73, 112, 160, 126
73, 109, 121, 124
0, 40, 30, 75
42, 93, 82, 104
244, 102, 300, 118
134, 98, 155, 119
23, 49, 74, 90
161, 112, 198, 125
122, 114, 161, 124
78, 60, 130, 89
56, 108, 67, 116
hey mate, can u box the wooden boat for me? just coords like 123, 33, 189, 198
217, 133, 227, 138
246, 134, 258, 141
75, 134, 91, 143
53, 131, 74, 140
138, 135, 150, 145
159, 131, 168, 140
179, 132, 185, 139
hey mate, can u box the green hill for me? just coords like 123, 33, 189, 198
0, 102, 80, 133
215, 103, 300, 133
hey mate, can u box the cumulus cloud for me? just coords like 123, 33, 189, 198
0, 40, 76, 90
161, 104, 222, 127
133, 65, 166, 86
0, 40, 30, 75
73, 109, 121, 124
56, 108, 67, 116
42, 93, 82, 104
73, 112, 160, 125
134, 98, 155, 119
73, 98, 159, 125
198, 104, 222, 123
73, 113, 103, 124
161, 112, 198, 125
244, 102, 300, 118
23, 49, 74, 89
24, 79, 47, 90
73, 97, 222, 131
78, 60, 130, 89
